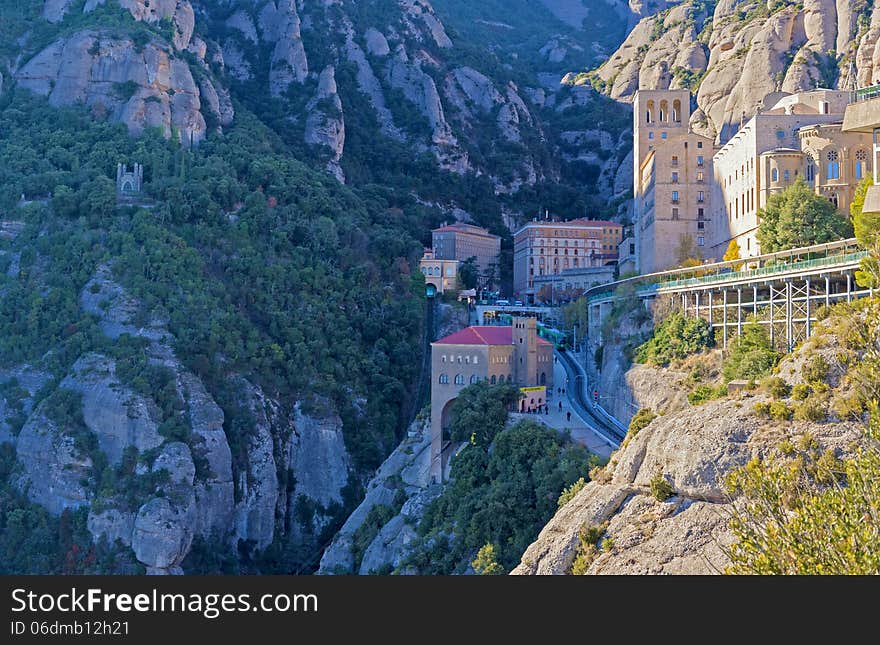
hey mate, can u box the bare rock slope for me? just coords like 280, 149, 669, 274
593, 0, 880, 141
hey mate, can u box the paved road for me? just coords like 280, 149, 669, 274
510, 355, 620, 458
555, 350, 626, 445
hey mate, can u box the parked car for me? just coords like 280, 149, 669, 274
496, 299, 510, 306
514, 300, 524, 306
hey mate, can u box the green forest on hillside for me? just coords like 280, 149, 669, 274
0, 90, 431, 571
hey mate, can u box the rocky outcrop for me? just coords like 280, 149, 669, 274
386, 48, 468, 173
305, 66, 346, 182
319, 419, 435, 574
259, 0, 309, 96
515, 313, 868, 575
0, 366, 51, 445
61, 354, 163, 466
16, 409, 92, 516
594, 0, 880, 142
132, 497, 194, 572
42, 0, 73, 23
514, 391, 864, 574
16, 33, 214, 145
232, 380, 281, 550
81, 265, 169, 342
288, 403, 350, 511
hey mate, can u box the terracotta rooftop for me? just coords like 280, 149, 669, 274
433, 326, 552, 346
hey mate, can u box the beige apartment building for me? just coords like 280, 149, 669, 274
431, 222, 501, 279
513, 219, 622, 301
429, 318, 554, 481
842, 85, 880, 223
532, 265, 617, 303
419, 249, 458, 296
710, 89, 867, 259
633, 89, 715, 273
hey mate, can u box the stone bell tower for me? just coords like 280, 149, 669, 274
512, 317, 539, 386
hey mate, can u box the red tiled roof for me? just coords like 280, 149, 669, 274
434, 326, 552, 346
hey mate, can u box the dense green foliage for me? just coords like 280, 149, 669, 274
634, 311, 715, 366
408, 419, 597, 573
0, 90, 432, 570
722, 323, 780, 382
757, 178, 853, 252
457, 256, 479, 290
446, 381, 520, 444
0, 90, 426, 465
727, 409, 880, 574
851, 176, 880, 288
557, 477, 587, 509
851, 176, 877, 248
627, 408, 657, 437
471, 543, 504, 575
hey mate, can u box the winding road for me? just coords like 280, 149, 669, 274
555, 349, 627, 445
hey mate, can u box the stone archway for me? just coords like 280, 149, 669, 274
440, 397, 458, 440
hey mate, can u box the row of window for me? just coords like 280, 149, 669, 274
670, 171, 705, 183
438, 373, 512, 385
670, 191, 705, 203
441, 355, 478, 364
671, 155, 706, 166
421, 266, 455, 277
644, 99, 683, 124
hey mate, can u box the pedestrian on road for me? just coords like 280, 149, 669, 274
544, 405, 549, 415
566, 411, 571, 422
558, 401, 562, 411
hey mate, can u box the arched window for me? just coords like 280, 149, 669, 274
856, 149, 868, 180
646, 100, 655, 124
490, 375, 497, 385
672, 99, 681, 123
439, 374, 449, 384
771, 168, 778, 183
454, 374, 465, 385
659, 100, 668, 122
540, 372, 547, 386
470, 375, 479, 384
473, 356, 478, 365
830, 193, 839, 209
827, 150, 840, 180
441, 356, 446, 363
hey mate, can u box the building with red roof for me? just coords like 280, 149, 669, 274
429, 318, 554, 482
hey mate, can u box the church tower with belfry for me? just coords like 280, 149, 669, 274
632, 88, 716, 273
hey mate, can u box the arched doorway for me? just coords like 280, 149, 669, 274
440, 398, 457, 441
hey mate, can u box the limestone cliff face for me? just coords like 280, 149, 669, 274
9, 0, 634, 208
3, 264, 352, 574
514, 316, 866, 575
15, 1, 230, 145
593, 0, 880, 142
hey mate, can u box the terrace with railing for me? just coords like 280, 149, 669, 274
585, 238, 866, 304
851, 84, 880, 103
